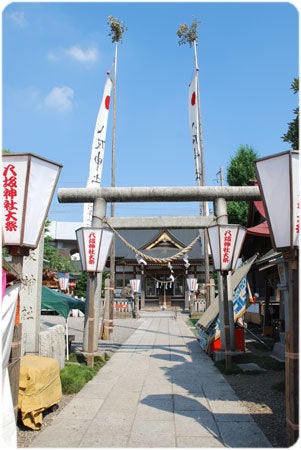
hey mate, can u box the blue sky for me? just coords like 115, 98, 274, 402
2, 1, 299, 222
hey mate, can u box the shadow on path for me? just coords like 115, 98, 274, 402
140, 342, 272, 447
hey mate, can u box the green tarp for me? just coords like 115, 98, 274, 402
41, 286, 85, 319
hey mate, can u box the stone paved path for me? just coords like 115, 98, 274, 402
31, 311, 271, 448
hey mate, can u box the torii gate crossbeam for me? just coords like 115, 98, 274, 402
58, 185, 260, 229
58, 185, 260, 203
57, 184, 261, 360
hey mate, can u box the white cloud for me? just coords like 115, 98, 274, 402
44, 86, 74, 113
7, 10, 27, 27
65, 45, 98, 63
47, 51, 60, 62
48, 45, 99, 66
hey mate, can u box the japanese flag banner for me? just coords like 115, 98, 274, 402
83, 74, 113, 226
188, 74, 209, 218
188, 74, 201, 177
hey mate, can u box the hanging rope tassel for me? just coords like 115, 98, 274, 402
103, 219, 201, 264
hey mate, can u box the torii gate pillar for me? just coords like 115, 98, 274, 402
82, 197, 107, 353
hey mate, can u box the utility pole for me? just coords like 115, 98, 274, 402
216, 167, 224, 186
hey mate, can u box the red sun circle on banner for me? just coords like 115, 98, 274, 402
191, 92, 196, 106
105, 95, 111, 110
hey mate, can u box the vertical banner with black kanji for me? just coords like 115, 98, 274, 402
83, 74, 113, 226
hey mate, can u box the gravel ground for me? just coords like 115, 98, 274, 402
17, 314, 286, 448
223, 339, 286, 448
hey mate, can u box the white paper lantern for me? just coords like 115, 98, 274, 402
76, 227, 113, 273
130, 279, 141, 293
186, 278, 198, 292
254, 150, 300, 250
2, 153, 62, 252
207, 224, 247, 271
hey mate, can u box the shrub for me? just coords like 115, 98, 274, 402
60, 364, 96, 394
60, 353, 110, 394
94, 355, 106, 370
68, 352, 86, 364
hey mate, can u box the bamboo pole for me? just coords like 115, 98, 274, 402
102, 278, 113, 340
193, 39, 210, 307
221, 272, 232, 370
8, 323, 22, 421
134, 293, 140, 319
284, 250, 299, 446
87, 274, 95, 367
109, 43, 118, 335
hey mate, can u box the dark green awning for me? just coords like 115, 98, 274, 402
41, 286, 85, 319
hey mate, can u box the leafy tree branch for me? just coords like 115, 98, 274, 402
107, 16, 127, 43
281, 78, 299, 150
177, 19, 200, 46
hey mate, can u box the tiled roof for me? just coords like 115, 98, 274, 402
114, 229, 203, 260
47, 222, 204, 261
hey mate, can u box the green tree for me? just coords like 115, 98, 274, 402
227, 145, 258, 186
73, 271, 88, 298
74, 270, 110, 298
281, 78, 299, 150
226, 145, 258, 226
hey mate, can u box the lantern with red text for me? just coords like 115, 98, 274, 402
254, 150, 300, 251
186, 278, 198, 292
207, 224, 247, 272
130, 279, 141, 294
2, 153, 62, 254
75, 227, 113, 273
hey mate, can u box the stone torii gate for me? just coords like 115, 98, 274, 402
58, 185, 261, 356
